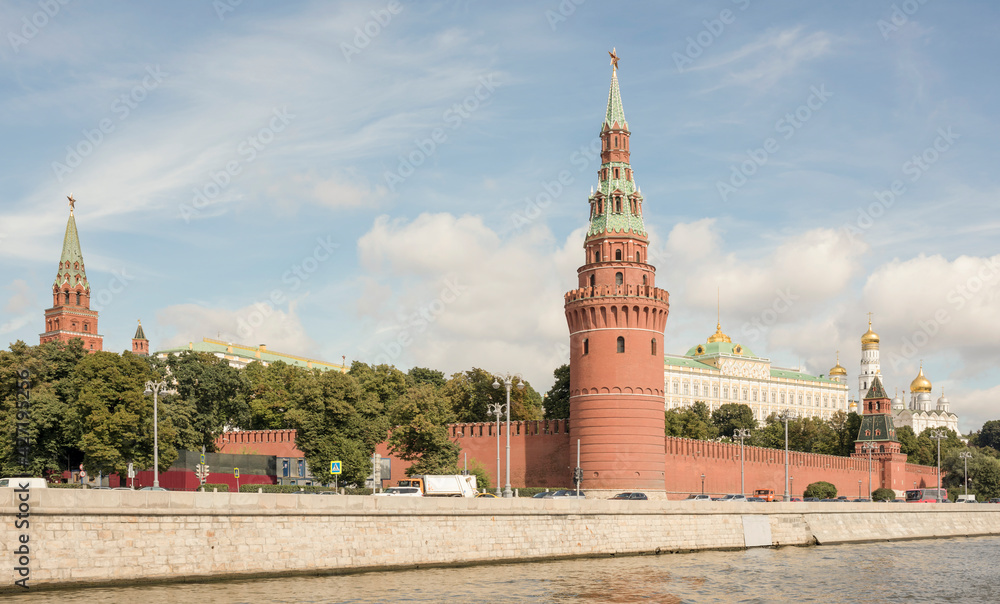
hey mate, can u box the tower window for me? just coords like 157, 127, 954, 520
615, 198, 621, 212
594, 251, 601, 262
614, 136, 618, 147
614, 168, 620, 179
84, 323, 88, 332
615, 272, 623, 285
589, 275, 595, 287
76, 292, 81, 305
583, 339, 589, 355
615, 250, 622, 261
616, 337, 625, 353
651, 338, 657, 355
636, 252, 640, 262
642, 275, 647, 285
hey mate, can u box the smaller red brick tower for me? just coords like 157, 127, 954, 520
40, 196, 103, 352
852, 375, 908, 493
132, 320, 149, 356
565, 50, 670, 491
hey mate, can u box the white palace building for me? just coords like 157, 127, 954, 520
664, 317, 961, 433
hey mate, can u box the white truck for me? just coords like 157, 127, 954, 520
395, 475, 477, 497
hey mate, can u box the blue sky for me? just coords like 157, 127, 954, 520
1, 1, 998, 432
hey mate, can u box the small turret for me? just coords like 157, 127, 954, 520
132, 319, 149, 356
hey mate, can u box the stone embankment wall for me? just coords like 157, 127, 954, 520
4, 489, 999, 592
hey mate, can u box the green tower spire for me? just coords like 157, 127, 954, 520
604, 68, 628, 131
54, 196, 90, 292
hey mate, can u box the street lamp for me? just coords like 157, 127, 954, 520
701, 473, 705, 495
734, 428, 751, 497
959, 451, 973, 498
789, 476, 794, 498
858, 479, 862, 498
486, 400, 504, 496
492, 373, 524, 498
930, 430, 946, 501
143, 380, 175, 489
862, 441, 877, 498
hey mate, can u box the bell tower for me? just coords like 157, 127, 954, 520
565, 50, 670, 491
40, 196, 103, 352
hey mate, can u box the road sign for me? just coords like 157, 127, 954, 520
234, 467, 239, 478
127, 462, 135, 479
200, 453, 206, 464
330, 461, 342, 475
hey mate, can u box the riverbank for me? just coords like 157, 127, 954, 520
3, 489, 999, 592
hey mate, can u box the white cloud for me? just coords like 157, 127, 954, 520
156, 301, 315, 356
355, 212, 582, 389
693, 28, 833, 93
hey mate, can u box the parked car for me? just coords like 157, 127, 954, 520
803, 497, 820, 502
374, 486, 422, 497
715, 494, 747, 502
685, 494, 712, 502
789, 497, 803, 502
533, 492, 553, 499
476, 492, 498, 498
551, 489, 586, 498
0, 477, 48, 489
610, 492, 647, 500
139, 486, 168, 491
746, 496, 765, 502
852, 498, 871, 502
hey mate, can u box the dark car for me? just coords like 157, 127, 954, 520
533, 492, 553, 499
551, 489, 586, 498
803, 497, 820, 502
610, 492, 647, 500
790, 497, 803, 502
746, 496, 765, 502
852, 498, 871, 502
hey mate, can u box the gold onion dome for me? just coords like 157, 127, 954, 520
910, 365, 932, 393
707, 322, 731, 344
861, 318, 879, 349
829, 352, 847, 376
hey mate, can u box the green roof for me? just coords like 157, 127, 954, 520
605, 69, 628, 130
54, 212, 89, 292
864, 375, 888, 399
664, 355, 719, 371
770, 368, 839, 384
684, 341, 759, 359
134, 322, 146, 340
856, 413, 898, 443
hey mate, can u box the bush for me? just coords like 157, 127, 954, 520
871, 487, 896, 501
237, 484, 344, 494
200, 483, 230, 492
50, 483, 86, 489
803, 481, 837, 499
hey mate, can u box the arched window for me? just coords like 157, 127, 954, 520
651, 338, 657, 355
615, 249, 622, 261
616, 336, 625, 353
583, 339, 589, 355
615, 272, 623, 285
642, 275, 647, 285
594, 251, 600, 262
636, 251, 640, 262
614, 136, 618, 147
614, 167, 620, 179
589, 274, 595, 287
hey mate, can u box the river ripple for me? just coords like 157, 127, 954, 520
15, 535, 1000, 603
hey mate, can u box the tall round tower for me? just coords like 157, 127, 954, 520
858, 315, 880, 403
565, 51, 670, 491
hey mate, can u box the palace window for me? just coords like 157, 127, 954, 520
742, 388, 748, 401
683, 383, 689, 395
616, 336, 625, 353
713, 385, 719, 398
673, 382, 679, 394
752, 390, 758, 402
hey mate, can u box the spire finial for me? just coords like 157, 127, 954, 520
609, 47, 620, 71
716, 286, 721, 331
867, 311, 873, 327
67, 194, 76, 214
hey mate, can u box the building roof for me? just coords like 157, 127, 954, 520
856, 413, 898, 443
155, 338, 347, 372
604, 67, 628, 130
684, 340, 759, 359
54, 211, 90, 292
133, 320, 146, 341
864, 375, 888, 400
769, 368, 840, 384
664, 355, 719, 371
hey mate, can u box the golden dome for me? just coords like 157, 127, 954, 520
861, 317, 879, 349
828, 351, 847, 377
910, 364, 932, 394
707, 322, 731, 344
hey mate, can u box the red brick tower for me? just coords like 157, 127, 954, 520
132, 320, 149, 356
852, 375, 908, 493
564, 50, 670, 491
40, 196, 103, 352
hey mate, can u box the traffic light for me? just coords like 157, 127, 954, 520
573, 467, 583, 484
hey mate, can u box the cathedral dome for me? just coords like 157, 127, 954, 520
910, 365, 932, 393
706, 322, 731, 344
861, 319, 879, 350
828, 353, 847, 377
892, 392, 904, 409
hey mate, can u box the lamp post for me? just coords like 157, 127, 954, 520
734, 428, 751, 497
701, 473, 705, 495
486, 401, 504, 496
789, 476, 793, 498
930, 430, 946, 501
492, 373, 524, 498
858, 479, 862, 498
143, 380, 174, 489
959, 451, 972, 498
862, 441, 877, 498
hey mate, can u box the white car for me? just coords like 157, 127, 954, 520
684, 494, 712, 502
715, 494, 748, 502
375, 486, 423, 497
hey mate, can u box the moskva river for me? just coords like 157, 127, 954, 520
17, 535, 1000, 603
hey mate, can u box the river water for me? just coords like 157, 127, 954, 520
17, 536, 1000, 603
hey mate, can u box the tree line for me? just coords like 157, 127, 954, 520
0, 340, 551, 488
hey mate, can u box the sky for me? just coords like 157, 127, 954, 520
1, 1, 998, 433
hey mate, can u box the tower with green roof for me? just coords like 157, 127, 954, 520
564, 50, 670, 492
132, 320, 149, 356
852, 375, 908, 494
40, 197, 103, 352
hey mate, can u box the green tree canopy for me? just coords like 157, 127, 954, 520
388, 383, 460, 475
978, 420, 1000, 453
804, 481, 837, 499
711, 403, 755, 439
543, 364, 570, 420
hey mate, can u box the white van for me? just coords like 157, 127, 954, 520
0, 477, 48, 489
957, 494, 976, 503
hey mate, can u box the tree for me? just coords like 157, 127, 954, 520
543, 364, 570, 420
159, 351, 248, 449
407, 367, 446, 388
388, 383, 460, 475
665, 402, 716, 440
871, 487, 896, 501
978, 420, 1000, 453
711, 403, 754, 439
804, 481, 837, 499
445, 368, 543, 423
896, 425, 922, 461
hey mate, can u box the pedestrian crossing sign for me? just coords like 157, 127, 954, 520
330, 461, 342, 475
